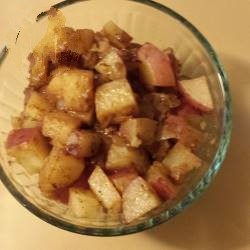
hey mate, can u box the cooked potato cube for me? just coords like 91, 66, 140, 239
39, 147, 85, 196
22, 91, 52, 127
122, 177, 161, 223
109, 167, 138, 193
95, 79, 138, 126
138, 43, 176, 88
47, 67, 94, 124
102, 21, 132, 49
95, 50, 126, 81
65, 130, 101, 158
146, 162, 177, 200
6, 128, 50, 174
69, 188, 104, 219
42, 112, 81, 146
157, 115, 202, 149
120, 118, 157, 147
88, 166, 122, 212
106, 143, 149, 174
162, 142, 202, 182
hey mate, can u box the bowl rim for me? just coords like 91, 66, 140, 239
0, 0, 232, 236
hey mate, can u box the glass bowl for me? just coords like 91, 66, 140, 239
0, 0, 232, 236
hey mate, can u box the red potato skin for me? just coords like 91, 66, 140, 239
138, 43, 176, 87
177, 104, 202, 119
150, 177, 177, 201
6, 128, 41, 149
179, 84, 213, 112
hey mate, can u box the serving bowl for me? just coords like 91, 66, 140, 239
0, 0, 232, 236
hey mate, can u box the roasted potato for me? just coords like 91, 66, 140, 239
47, 67, 94, 124
42, 111, 81, 146
69, 188, 104, 219
120, 118, 157, 147
106, 143, 149, 174
95, 50, 126, 81
122, 177, 161, 223
6, 128, 50, 174
162, 142, 202, 182
95, 78, 138, 126
88, 166, 122, 212
39, 147, 85, 196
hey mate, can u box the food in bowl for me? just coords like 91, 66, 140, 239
5, 9, 215, 223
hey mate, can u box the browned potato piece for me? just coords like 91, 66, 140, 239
6, 128, 50, 174
106, 143, 150, 174
39, 147, 85, 196
69, 188, 104, 219
122, 177, 161, 223
42, 111, 81, 146
47, 67, 94, 124
95, 50, 126, 81
65, 130, 101, 158
95, 79, 138, 126
22, 91, 52, 128
120, 118, 157, 147
162, 142, 202, 182
102, 21, 132, 49
88, 166, 122, 212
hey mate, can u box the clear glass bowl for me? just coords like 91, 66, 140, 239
0, 0, 232, 236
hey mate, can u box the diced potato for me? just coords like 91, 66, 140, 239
6, 128, 50, 174
39, 147, 85, 196
47, 67, 94, 124
95, 79, 138, 126
69, 188, 104, 219
65, 130, 101, 158
106, 143, 150, 174
146, 162, 177, 200
42, 111, 81, 146
138, 43, 176, 88
162, 142, 202, 182
95, 50, 126, 81
102, 21, 132, 49
120, 118, 157, 147
22, 91, 52, 128
109, 167, 138, 193
157, 115, 202, 149
88, 166, 122, 212
122, 177, 161, 223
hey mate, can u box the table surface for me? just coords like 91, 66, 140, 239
1, 1, 250, 250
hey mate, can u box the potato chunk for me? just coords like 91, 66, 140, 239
106, 143, 149, 174
65, 130, 101, 158
95, 79, 138, 126
122, 177, 161, 223
102, 21, 132, 49
88, 166, 122, 212
39, 147, 84, 196
6, 128, 50, 174
120, 118, 157, 147
95, 50, 126, 81
47, 67, 94, 124
69, 188, 104, 219
42, 112, 81, 146
162, 142, 202, 182
146, 162, 177, 201
22, 91, 52, 128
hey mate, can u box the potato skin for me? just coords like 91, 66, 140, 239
39, 147, 85, 197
